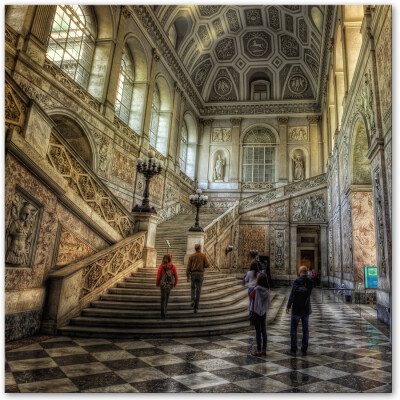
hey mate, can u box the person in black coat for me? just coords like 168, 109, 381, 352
285, 266, 313, 356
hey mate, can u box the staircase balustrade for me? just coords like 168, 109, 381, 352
203, 202, 240, 271
43, 232, 146, 333
47, 131, 134, 238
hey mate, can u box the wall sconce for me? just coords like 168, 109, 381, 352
225, 245, 233, 255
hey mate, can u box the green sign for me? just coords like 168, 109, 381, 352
365, 267, 378, 289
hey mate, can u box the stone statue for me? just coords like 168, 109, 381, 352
292, 152, 305, 181
213, 154, 225, 181
6, 201, 37, 265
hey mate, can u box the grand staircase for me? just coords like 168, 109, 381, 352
58, 213, 287, 338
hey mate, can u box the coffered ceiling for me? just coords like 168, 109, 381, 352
155, 5, 327, 105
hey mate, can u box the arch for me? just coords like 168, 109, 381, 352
350, 118, 371, 185
149, 74, 172, 155
182, 112, 198, 179
240, 124, 279, 184
47, 108, 97, 169
92, 5, 115, 40
46, 5, 97, 90
288, 146, 310, 182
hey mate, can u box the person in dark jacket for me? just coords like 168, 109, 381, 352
285, 266, 313, 355
186, 244, 210, 313
156, 253, 178, 319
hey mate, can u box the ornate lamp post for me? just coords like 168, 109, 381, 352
132, 149, 163, 214
189, 188, 208, 231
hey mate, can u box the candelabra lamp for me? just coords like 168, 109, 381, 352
132, 150, 163, 214
249, 249, 259, 258
188, 189, 208, 231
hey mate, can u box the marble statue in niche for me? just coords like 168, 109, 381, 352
291, 151, 305, 181
6, 192, 40, 266
213, 154, 225, 181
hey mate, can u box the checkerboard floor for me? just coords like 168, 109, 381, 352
5, 289, 392, 393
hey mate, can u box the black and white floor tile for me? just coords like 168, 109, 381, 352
5, 290, 392, 393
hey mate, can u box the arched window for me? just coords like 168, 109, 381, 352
115, 45, 134, 125
179, 120, 188, 171
242, 127, 276, 183
149, 84, 161, 148
47, 5, 95, 89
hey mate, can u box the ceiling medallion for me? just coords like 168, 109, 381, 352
246, 34, 268, 57
214, 77, 232, 97
288, 74, 308, 95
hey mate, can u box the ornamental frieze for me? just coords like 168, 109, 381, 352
291, 193, 326, 222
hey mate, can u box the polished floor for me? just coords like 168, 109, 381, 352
5, 290, 392, 393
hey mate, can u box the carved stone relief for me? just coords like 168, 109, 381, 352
268, 7, 280, 30
274, 230, 285, 269
356, 71, 376, 137
191, 59, 212, 92
215, 37, 236, 61
289, 126, 308, 141
298, 18, 308, 43
198, 25, 211, 48
280, 35, 300, 58
352, 124, 372, 185
226, 9, 241, 32
292, 194, 325, 221
93, 132, 110, 173
112, 150, 135, 184
212, 128, 232, 142
373, 169, 386, 277
209, 69, 237, 101
341, 204, 353, 273
245, 9, 263, 26
242, 182, 274, 190
328, 226, 333, 272
212, 18, 224, 37
243, 31, 272, 59
285, 14, 294, 32
275, 205, 286, 217
6, 190, 42, 267
5, 83, 27, 132
198, 5, 221, 17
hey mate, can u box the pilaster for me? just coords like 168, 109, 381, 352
230, 118, 242, 183
277, 117, 289, 183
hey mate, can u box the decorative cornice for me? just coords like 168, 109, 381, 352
277, 117, 289, 124
200, 102, 319, 117
152, 48, 160, 63
307, 115, 321, 124
200, 119, 213, 127
121, 6, 132, 19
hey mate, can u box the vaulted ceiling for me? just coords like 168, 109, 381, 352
155, 5, 327, 104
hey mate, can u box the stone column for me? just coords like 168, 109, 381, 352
230, 118, 242, 183
184, 232, 206, 266
290, 225, 297, 282
320, 226, 328, 287
23, 5, 56, 66
308, 116, 320, 176
141, 49, 160, 151
167, 82, 180, 170
131, 212, 161, 268
175, 94, 186, 173
197, 119, 213, 189
102, 6, 130, 121
277, 117, 289, 183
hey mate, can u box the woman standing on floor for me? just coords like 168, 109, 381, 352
156, 253, 178, 319
243, 260, 261, 319
249, 273, 271, 356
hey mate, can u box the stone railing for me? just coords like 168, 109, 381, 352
157, 202, 194, 225
242, 182, 275, 191
203, 202, 240, 271
240, 174, 327, 212
284, 174, 327, 195
5, 24, 18, 47
43, 59, 101, 112
47, 131, 134, 238
43, 232, 145, 332
113, 116, 140, 145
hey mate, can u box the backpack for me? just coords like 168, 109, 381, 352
293, 281, 310, 307
160, 266, 175, 290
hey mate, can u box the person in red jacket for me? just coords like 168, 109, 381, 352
156, 253, 178, 319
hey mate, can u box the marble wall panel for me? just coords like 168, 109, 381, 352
164, 181, 179, 207
340, 199, 353, 274
111, 149, 135, 184
376, 7, 392, 120
332, 213, 342, 277
338, 148, 346, 195
351, 191, 377, 283
384, 141, 392, 221
269, 200, 289, 222
239, 226, 266, 269
218, 231, 232, 270
5, 154, 58, 291
269, 225, 289, 274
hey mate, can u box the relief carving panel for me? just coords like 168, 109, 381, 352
291, 193, 326, 222
112, 150, 135, 184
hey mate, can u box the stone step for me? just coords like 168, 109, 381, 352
97, 289, 248, 309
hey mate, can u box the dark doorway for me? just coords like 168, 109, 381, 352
300, 249, 315, 271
